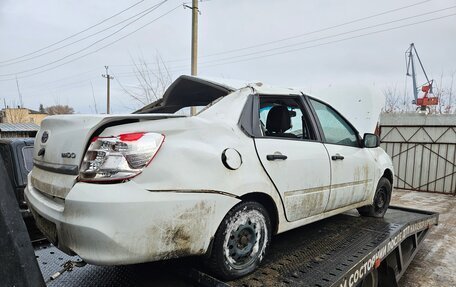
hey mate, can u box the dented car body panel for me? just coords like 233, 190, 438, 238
26, 178, 240, 264
25, 75, 393, 265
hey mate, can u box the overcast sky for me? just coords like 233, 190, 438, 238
0, 0, 455, 114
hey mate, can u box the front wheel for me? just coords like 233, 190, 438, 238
358, 177, 392, 218
205, 201, 271, 280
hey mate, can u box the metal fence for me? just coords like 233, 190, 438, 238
380, 114, 456, 195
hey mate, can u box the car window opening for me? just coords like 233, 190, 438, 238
259, 97, 313, 140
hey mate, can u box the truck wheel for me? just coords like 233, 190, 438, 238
358, 177, 392, 218
357, 269, 378, 287
205, 201, 271, 280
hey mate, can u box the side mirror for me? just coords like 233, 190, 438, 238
363, 133, 380, 148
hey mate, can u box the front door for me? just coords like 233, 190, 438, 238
309, 98, 376, 211
254, 96, 331, 222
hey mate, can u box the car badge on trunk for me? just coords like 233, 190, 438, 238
41, 131, 49, 143
61, 152, 76, 159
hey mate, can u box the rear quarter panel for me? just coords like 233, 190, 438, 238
100, 90, 287, 236
107, 116, 280, 200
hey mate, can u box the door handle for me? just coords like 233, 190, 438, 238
267, 154, 288, 161
331, 154, 344, 161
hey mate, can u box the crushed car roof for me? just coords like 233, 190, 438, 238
135, 75, 383, 135
134, 76, 302, 114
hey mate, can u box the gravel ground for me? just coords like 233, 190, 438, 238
392, 189, 456, 287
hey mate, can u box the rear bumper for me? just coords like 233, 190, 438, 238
24, 174, 239, 265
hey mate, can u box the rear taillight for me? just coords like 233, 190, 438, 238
79, 132, 164, 182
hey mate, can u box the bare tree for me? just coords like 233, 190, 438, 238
45, 105, 75, 115
431, 71, 455, 114
382, 72, 456, 114
439, 72, 455, 114
382, 85, 401, 113
434, 72, 445, 114
117, 54, 172, 107
447, 72, 455, 114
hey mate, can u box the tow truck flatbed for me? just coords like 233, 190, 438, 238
34, 206, 438, 287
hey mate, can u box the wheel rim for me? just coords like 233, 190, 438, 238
223, 209, 268, 270
374, 187, 387, 213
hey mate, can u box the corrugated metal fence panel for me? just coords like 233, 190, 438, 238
380, 120, 456, 194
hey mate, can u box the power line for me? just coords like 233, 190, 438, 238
0, 0, 146, 64
111, 0, 433, 67
195, 5, 456, 66
194, 13, 456, 70
30, 9, 454, 102
112, 6, 456, 74
0, 3, 183, 82
120, 12, 455, 73
0, 0, 169, 77
0, 1, 167, 67
22, 68, 100, 89
15, 69, 101, 98
31, 77, 97, 91
200, 0, 433, 59
112, 63, 188, 80
3, 1, 452, 86
115, 10, 456, 78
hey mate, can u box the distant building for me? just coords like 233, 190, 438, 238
0, 107, 47, 125
0, 123, 39, 138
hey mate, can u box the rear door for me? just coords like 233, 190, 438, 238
308, 98, 376, 211
253, 95, 331, 222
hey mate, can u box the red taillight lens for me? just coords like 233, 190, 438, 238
119, 132, 145, 142
79, 132, 164, 182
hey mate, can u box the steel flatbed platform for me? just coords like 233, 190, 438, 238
35, 206, 438, 287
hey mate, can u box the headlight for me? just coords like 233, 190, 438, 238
79, 132, 164, 182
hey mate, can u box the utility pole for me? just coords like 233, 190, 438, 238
15, 76, 23, 108
102, 66, 114, 114
190, 0, 199, 115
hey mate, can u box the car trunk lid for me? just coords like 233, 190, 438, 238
31, 114, 182, 198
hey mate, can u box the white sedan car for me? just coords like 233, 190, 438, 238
25, 75, 393, 280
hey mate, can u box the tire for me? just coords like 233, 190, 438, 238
357, 269, 379, 287
357, 177, 392, 218
205, 201, 271, 280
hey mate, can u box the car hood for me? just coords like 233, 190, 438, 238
309, 85, 384, 135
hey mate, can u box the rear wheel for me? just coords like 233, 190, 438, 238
205, 201, 271, 280
358, 177, 392, 218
